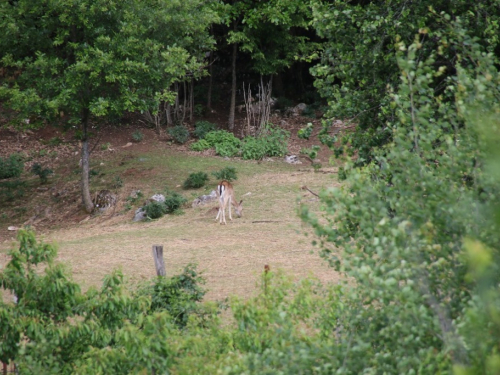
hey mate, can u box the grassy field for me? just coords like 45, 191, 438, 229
1, 140, 341, 302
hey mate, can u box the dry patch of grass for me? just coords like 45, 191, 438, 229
1, 149, 343, 302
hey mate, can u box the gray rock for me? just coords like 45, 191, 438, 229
192, 190, 217, 208
133, 207, 147, 222
150, 194, 165, 203
285, 155, 302, 164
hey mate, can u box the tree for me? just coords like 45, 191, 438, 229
301, 19, 500, 372
310, 0, 500, 166
222, 0, 317, 130
0, 0, 218, 212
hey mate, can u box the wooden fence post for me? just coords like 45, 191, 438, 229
152, 245, 166, 277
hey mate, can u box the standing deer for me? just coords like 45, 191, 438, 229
215, 180, 243, 225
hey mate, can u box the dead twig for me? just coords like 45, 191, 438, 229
301, 185, 320, 198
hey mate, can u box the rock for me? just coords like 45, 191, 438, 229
295, 103, 307, 113
129, 190, 141, 199
7, 226, 19, 231
285, 155, 302, 164
150, 194, 165, 203
133, 207, 147, 222
192, 190, 217, 208
122, 142, 133, 148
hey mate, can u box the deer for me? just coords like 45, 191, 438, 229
215, 180, 243, 225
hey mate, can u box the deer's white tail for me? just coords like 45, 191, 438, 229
215, 180, 243, 225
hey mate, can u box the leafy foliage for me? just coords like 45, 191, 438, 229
136, 264, 206, 328
301, 21, 500, 373
144, 200, 166, 220
0, 153, 24, 180
31, 163, 53, 184
183, 172, 209, 189
311, 0, 500, 165
0, 229, 210, 373
241, 136, 267, 160
204, 130, 242, 157
163, 192, 187, 214
168, 125, 190, 144
0, 180, 26, 202
131, 130, 144, 142
190, 139, 212, 151
193, 120, 217, 139
212, 166, 238, 182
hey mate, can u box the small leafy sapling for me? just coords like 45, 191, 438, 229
31, 163, 53, 184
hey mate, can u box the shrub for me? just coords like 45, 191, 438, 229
137, 264, 206, 328
31, 163, 53, 184
190, 139, 211, 151
212, 167, 238, 181
204, 130, 241, 148
143, 201, 166, 219
163, 192, 187, 214
241, 136, 267, 160
0, 180, 26, 202
300, 145, 320, 160
240, 124, 290, 160
183, 172, 209, 189
215, 142, 240, 157
297, 122, 313, 140
112, 175, 123, 189
0, 153, 24, 180
193, 120, 216, 139
168, 125, 190, 144
131, 130, 144, 142
194, 104, 205, 117
261, 124, 289, 157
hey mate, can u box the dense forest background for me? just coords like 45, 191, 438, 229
1, 0, 500, 374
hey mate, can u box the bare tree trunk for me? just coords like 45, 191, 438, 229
181, 81, 187, 124
207, 53, 213, 110
81, 108, 94, 213
189, 78, 194, 122
228, 24, 237, 131
166, 102, 173, 126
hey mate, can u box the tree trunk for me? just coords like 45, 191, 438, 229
81, 109, 94, 213
228, 23, 237, 131
207, 52, 213, 110
189, 78, 194, 123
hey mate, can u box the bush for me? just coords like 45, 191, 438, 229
168, 125, 190, 144
190, 139, 211, 151
261, 124, 289, 157
241, 136, 267, 160
215, 142, 240, 158
131, 130, 144, 142
183, 172, 209, 189
137, 264, 206, 328
193, 120, 217, 139
163, 192, 187, 214
204, 130, 241, 151
212, 167, 238, 181
0, 180, 26, 202
143, 201, 166, 219
240, 124, 290, 160
31, 163, 53, 184
0, 153, 24, 180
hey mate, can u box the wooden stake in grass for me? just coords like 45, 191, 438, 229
152, 245, 166, 277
